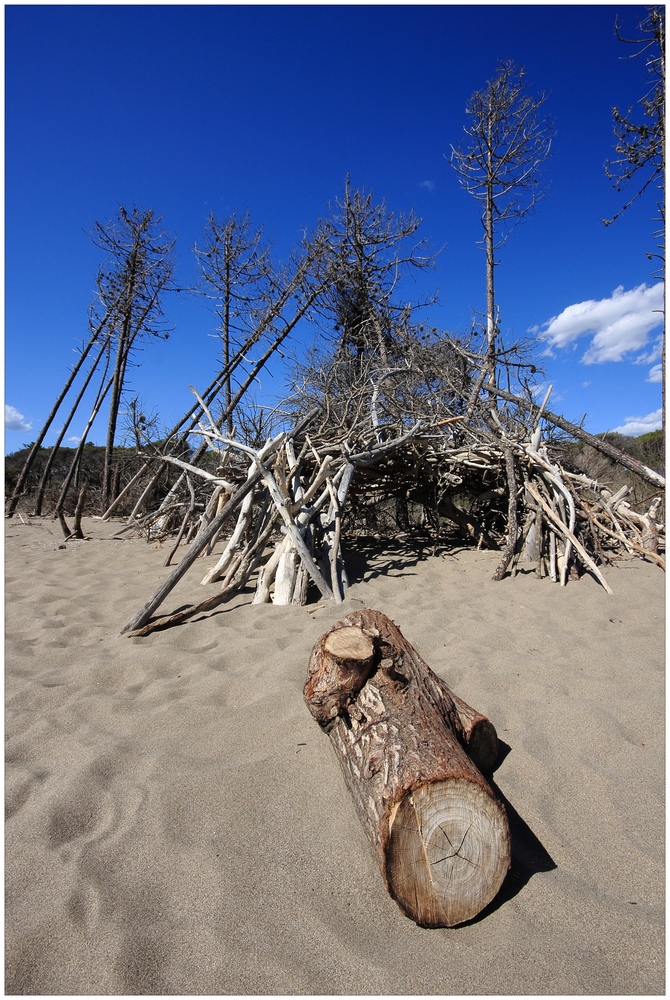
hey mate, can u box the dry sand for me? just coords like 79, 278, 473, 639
5, 516, 664, 995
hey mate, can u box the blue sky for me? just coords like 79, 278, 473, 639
5, 3, 664, 452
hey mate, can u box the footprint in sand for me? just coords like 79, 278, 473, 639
46, 749, 145, 856
6, 767, 49, 821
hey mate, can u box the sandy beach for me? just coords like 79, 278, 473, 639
5, 516, 664, 995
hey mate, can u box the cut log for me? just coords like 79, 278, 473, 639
304, 610, 510, 928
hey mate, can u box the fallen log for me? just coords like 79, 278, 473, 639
304, 610, 510, 928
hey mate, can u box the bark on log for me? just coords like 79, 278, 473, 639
304, 610, 509, 928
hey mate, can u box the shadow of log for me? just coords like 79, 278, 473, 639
459, 742, 557, 926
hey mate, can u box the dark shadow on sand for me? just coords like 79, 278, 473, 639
459, 741, 557, 926
342, 533, 473, 587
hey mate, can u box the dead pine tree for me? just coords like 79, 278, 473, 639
92, 206, 176, 512
450, 60, 555, 399
194, 211, 273, 437
5, 295, 119, 518
604, 5, 665, 426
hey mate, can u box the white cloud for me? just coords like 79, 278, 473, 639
5, 405, 32, 432
419, 180, 435, 192
533, 283, 664, 364
647, 364, 663, 383
613, 408, 663, 436
67, 435, 82, 444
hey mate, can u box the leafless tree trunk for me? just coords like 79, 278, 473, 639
32, 337, 112, 516
6, 307, 115, 517
451, 61, 554, 403
91, 206, 175, 511
195, 211, 273, 438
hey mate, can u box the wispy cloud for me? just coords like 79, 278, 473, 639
531, 283, 664, 364
647, 364, 663, 383
5, 405, 32, 432
419, 180, 435, 192
613, 408, 663, 436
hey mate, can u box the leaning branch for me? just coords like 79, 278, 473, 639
486, 384, 665, 490
119, 408, 320, 635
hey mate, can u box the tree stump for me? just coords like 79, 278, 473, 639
304, 610, 510, 928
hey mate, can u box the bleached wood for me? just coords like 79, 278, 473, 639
274, 545, 299, 604
526, 481, 613, 594
119, 426, 299, 635
200, 489, 254, 585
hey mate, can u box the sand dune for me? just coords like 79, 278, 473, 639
5, 517, 664, 995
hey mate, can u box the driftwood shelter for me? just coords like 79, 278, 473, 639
116, 374, 664, 638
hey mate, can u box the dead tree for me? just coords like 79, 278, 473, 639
451, 61, 554, 395
604, 6, 665, 425
194, 211, 273, 437
91, 206, 175, 511
5, 293, 119, 517
54, 366, 116, 524
32, 337, 113, 516
605, 7, 665, 229
304, 610, 509, 928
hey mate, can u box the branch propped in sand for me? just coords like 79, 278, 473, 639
119, 408, 321, 635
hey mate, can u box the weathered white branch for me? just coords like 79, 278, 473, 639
525, 481, 613, 595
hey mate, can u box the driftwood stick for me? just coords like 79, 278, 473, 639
326, 478, 344, 602
163, 476, 197, 567
525, 445, 576, 585
120, 476, 261, 634
487, 384, 665, 490
252, 534, 290, 604
641, 497, 662, 553
549, 525, 558, 583
125, 587, 233, 637
120, 409, 320, 635
200, 487, 255, 585
254, 462, 333, 600
128, 468, 166, 523
525, 481, 614, 594
591, 514, 666, 570
152, 452, 236, 492
121, 438, 292, 632
492, 447, 519, 581
127, 507, 280, 637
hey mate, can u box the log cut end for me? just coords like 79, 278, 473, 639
386, 779, 510, 928
304, 625, 377, 726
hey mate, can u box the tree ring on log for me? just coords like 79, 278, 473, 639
386, 779, 510, 928
323, 626, 375, 665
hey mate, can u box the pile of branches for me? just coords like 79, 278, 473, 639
114, 338, 664, 638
